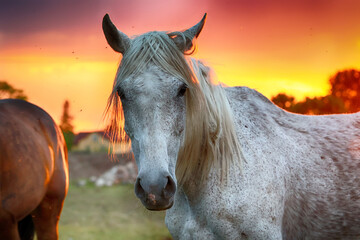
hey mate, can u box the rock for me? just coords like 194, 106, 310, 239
89, 176, 97, 182
77, 179, 87, 187
95, 161, 138, 187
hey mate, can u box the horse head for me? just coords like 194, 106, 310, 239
103, 13, 207, 210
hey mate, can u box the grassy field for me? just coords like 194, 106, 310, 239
59, 182, 172, 240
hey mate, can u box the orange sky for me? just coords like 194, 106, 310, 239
1, 0, 360, 132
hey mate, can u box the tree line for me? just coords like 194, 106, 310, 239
0, 81, 28, 100
272, 69, 360, 114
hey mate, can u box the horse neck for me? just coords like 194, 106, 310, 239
178, 87, 288, 202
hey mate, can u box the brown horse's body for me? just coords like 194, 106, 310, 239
0, 99, 69, 240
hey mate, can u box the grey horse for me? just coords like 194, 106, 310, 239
103, 13, 360, 239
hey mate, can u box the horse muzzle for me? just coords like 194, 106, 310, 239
134, 175, 176, 211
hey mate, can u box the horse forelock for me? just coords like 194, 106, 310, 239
105, 30, 243, 186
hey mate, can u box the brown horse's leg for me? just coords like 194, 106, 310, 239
0, 212, 20, 240
31, 196, 65, 240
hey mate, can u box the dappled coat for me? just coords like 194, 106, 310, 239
102, 13, 360, 239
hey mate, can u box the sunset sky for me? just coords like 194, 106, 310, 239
1, 0, 360, 132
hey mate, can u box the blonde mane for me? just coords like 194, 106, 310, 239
105, 30, 243, 186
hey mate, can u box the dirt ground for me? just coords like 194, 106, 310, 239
68, 152, 134, 181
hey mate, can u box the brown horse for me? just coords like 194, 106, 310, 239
0, 99, 69, 240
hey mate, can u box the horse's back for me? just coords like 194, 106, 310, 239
226, 87, 360, 238
0, 99, 68, 220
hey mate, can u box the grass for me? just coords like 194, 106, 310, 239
58, 181, 172, 240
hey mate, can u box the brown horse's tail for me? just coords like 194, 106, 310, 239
18, 214, 35, 240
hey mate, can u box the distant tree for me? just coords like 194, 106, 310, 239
291, 95, 347, 115
271, 94, 347, 115
272, 69, 360, 115
60, 100, 75, 150
329, 69, 360, 113
271, 93, 295, 110
60, 100, 74, 132
0, 81, 28, 100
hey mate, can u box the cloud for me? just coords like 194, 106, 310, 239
0, 0, 101, 32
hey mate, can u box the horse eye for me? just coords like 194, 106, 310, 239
117, 88, 125, 100
177, 84, 187, 97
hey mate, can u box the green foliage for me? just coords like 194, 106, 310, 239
0, 80, 28, 100
60, 100, 75, 149
59, 182, 171, 240
271, 69, 359, 114
62, 131, 75, 151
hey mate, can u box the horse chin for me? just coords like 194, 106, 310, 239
145, 201, 174, 211
141, 196, 174, 211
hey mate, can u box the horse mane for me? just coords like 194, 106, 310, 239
105, 30, 243, 186
177, 59, 243, 186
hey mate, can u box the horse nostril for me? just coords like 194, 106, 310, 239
135, 178, 145, 198
163, 176, 176, 199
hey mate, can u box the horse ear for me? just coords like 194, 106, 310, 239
102, 14, 131, 54
171, 13, 207, 53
